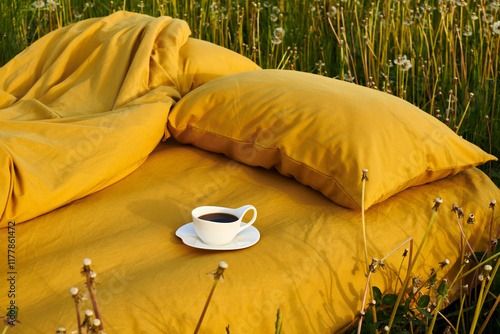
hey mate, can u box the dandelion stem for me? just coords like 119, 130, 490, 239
194, 262, 228, 334
456, 252, 500, 282
455, 292, 467, 334
469, 278, 487, 334
75, 301, 82, 334
361, 176, 369, 276
194, 278, 220, 334
427, 295, 445, 334
477, 291, 500, 334
387, 202, 440, 333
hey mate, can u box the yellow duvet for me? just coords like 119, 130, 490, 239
0, 11, 499, 334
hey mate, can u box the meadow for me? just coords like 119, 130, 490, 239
0, 0, 499, 333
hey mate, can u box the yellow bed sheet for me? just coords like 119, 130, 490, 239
0, 140, 499, 333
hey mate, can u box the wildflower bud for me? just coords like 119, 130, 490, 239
361, 169, 369, 181
439, 259, 450, 268
479, 273, 484, 281
89, 272, 97, 278
437, 279, 448, 296
85, 309, 94, 317
490, 199, 496, 209
485, 115, 489, 121
83, 258, 92, 266
92, 319, 101, 327
469, 92, 474, 99
69, 287, 79, 295
219, 261, 228, 269
56, 328, 66, 334
433, 198, 443, 211
467, 214, 475, 224
369, 258, 378, 272
384, 326, 390, 332
371, 299, 376, 305
484, 264, 493, 272
457, 207, 464, 218
403, 248, 409, 257
360, 310, 366, 316
462, 284, 469, 294
452, 203, 459, 212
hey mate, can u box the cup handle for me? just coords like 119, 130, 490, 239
237, 205, 257, 233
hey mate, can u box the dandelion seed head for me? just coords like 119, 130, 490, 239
456, 0, 467, 6
31, 0, 45, 9
471, 12, 478, 20
400, 59, 412, 71
271, 35, 282, 44
263, 1, 270, 8
394, 54, 408, 65
274, 27, 285, 38
490, 0, 500, 9
463, 25, 473, 36
403, 17, 414, 26
492, 21, 500, 34
330, 6, 337, 16
344, 71, 354, 82
270, 13, 278, 22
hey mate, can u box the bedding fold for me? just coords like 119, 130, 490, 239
0, 12, 188, 227
0, 11, 260, 227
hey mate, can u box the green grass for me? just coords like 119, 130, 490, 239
1, 3, 499, 330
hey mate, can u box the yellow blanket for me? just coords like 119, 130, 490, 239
0, 11, 259, 227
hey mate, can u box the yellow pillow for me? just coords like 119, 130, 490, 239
167, 70, 497, 210
176, 38, 261, 96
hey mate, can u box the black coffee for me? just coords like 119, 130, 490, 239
198, 213, 239, 223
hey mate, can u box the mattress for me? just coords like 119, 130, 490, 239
0, 140, 499, 333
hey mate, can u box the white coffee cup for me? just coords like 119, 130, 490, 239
192, 205, 257, 246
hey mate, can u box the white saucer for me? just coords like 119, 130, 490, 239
175, 223, 260, 250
